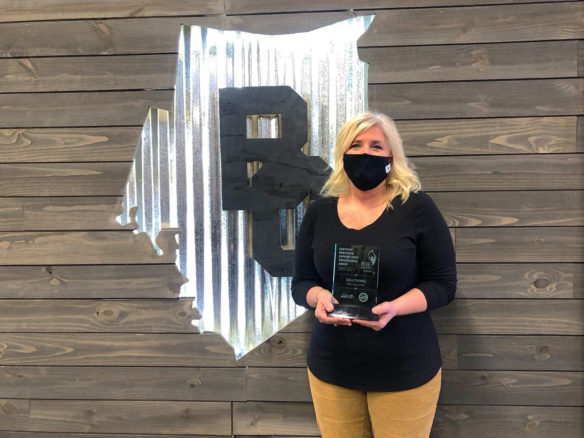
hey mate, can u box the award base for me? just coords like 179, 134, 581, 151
328, 305, 379, 321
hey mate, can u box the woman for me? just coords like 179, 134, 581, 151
291, 112, 456, 438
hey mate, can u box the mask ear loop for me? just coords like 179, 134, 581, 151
385, 155, 393, 174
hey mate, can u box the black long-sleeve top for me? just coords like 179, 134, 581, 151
291, 191, 456, 391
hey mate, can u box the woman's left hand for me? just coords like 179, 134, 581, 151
353, 301, 398, 331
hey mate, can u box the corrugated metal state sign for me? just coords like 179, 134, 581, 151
119, 16, 372, 357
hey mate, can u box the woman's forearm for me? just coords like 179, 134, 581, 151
391, 288, 428, 316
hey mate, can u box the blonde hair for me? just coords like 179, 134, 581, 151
321, 112, 421, 208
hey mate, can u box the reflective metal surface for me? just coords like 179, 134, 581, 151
119, 17, 372, 357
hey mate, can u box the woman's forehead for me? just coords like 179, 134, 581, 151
354, 125, 387, 142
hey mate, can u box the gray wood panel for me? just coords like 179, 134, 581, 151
0, 198, 21, 230
0, 231, 177, 264
414, 155, 584, 192
433, 299, 584, 335
280, 311, 314, 333
432, 405, 584, 438
457, 335, 584, 371
0, 127, 141, 162
4, 155, 582, 200
440, 335, 459, 372
282, 298, 584, 335
0, 164, 130, 196
397, 117, 580, 156
238, 332, 309, 367
0, 0, 224, 22
233, 401, 319, 436
578, 116, 584, 148
358, 3, 584, 47
246, 368, 584, 406
239, 333, 457, 370
0, 333, 236, 366
234, 402, 584, 437
226, 0, 573, 14
0, 434, 228, 438
0, 13, 352, 58
0, 299, 199, 333
457, 263, 580, 298
369, 79, 584, 119
0, 400, 231, 435
0, 91, 173, 127
433, 191, 584, 227
0, 366, 244, 401
0, 265, 186, 299
455, 227, 584, 263
0, 55, 177, 93
0, 197, 128, 231
240, 332, 584, 371
247, 368, 310, 402
579, 40, 584, 77
361, 41, 580, 83
440, 370, 584, 406
0, 1, 582, 437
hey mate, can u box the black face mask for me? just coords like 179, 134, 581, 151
343, 153, 391, 191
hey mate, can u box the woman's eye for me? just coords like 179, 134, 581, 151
350, 143, 360, 148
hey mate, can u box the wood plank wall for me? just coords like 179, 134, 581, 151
0, 0, 582, 436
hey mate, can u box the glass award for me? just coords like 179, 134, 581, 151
328, 244, 380, 321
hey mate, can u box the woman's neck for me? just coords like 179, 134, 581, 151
344, 184, 387, 208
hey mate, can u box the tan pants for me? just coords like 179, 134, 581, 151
307, 368, 441, 438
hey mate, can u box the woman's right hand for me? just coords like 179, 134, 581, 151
313, 288, 352, 326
